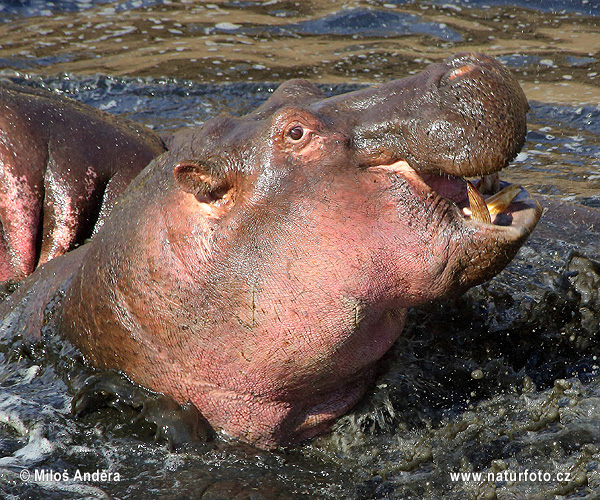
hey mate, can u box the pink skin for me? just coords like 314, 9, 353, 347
0, 105, 45, 281
0, 83, 165, 283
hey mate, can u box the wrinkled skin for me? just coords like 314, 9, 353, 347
4, 54, 542, 449
0, 83, 166, 283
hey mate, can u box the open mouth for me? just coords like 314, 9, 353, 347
423, 171, 529, 226
370, 160, 542, 231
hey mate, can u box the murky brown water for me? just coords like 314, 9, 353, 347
1, 0, 599, 100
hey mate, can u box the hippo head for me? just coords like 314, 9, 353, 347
60, 53, 541, 449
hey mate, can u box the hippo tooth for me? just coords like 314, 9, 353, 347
485, 184, 522, 215
467, 180, 492, 224
477, 173, 500, 195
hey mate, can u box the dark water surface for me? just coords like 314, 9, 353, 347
1, 1, 600, 499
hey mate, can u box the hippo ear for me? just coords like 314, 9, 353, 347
173, 162, 229, 202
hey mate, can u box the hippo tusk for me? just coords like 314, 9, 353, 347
465, 181, 523, 223
485, 184, 523, 215
466, 181, 491, 223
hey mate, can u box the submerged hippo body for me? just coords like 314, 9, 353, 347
0, 83, 166, 283
6, 54, 541, 449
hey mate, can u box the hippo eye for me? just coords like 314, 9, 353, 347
287, 125, 304, 141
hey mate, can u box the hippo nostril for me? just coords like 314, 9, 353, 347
447, 64, 477, 81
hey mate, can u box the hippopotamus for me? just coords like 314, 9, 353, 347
1, 53, 542, 449
0, 82, 165, 283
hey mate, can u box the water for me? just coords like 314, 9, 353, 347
1, 1, 600, 499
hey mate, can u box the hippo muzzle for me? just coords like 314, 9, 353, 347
58, 53, 541, 449
312, 51, 541, 294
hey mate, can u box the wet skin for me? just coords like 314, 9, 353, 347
0, 83, 166, 283
2, 54, 542, 449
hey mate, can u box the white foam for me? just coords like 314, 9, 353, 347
215, 22, 241, 30
0, 423, 55, 466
